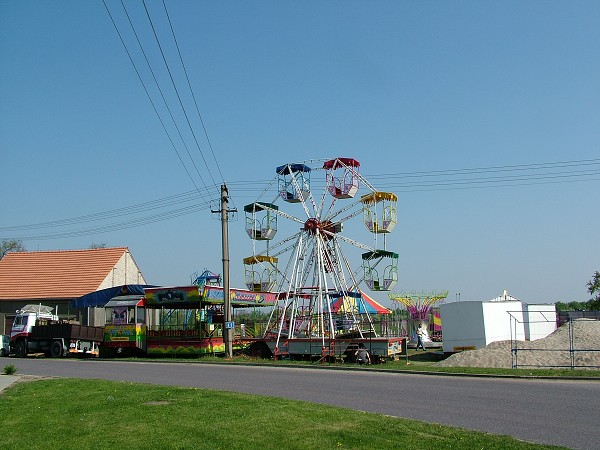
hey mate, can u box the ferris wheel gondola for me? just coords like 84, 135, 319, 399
360, 192, 398, 234
244, 202, 278, 240
323, 157, 360, 199
276, 163, 311, 203
243, 255, 278, 292
362, 250, 399, 291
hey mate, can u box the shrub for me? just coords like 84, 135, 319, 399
3, 364, 17, 375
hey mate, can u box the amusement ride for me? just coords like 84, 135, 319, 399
243, 157, 400, 355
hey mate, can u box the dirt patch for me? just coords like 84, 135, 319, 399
438, 319, 600, 369
13, 375, 58, 384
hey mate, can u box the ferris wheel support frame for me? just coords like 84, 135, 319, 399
245, 158, 404, 362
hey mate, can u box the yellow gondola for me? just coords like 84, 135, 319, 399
360, 191, 398, 233
243, 255, 278, 292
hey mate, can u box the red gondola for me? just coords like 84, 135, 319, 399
323, 157, 360, 199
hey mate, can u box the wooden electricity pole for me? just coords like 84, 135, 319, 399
217, 184, 236, 358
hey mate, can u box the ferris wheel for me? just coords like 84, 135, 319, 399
243, 157, 399, 348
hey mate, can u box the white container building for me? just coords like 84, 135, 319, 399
440, 290, 556, 353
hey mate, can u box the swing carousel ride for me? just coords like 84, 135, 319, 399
243, 157, 405, 361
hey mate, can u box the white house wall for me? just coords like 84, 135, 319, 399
98, 251, 147, 290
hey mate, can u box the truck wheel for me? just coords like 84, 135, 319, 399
15, 340, 27, 358
249, 342, 272, 359
0, 348, 5, 357
50, 341, 63, 358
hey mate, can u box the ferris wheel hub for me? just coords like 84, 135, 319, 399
303, 218, 342, 237
303, 218, 319, 234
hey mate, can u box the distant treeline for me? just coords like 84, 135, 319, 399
555, 300, 600, 311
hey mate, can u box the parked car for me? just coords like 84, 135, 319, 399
0, 334, 9, 356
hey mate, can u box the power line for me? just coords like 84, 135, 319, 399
368, 157, 600, 179
119, 0, 210, 203
106, 2, 234, 211
3, 157, 598, 240
372, 168, 600, 188
141, 0, 220, 190
1, 202, 211, 241
162, 0, 226, 186
0, 189, 211, 232
103, 0, 207, 203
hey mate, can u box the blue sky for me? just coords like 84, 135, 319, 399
1, 1, 599, 307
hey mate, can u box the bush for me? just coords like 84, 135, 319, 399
3, 364, 17, 375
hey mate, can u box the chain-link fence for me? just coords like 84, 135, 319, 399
509, 312, 600, 369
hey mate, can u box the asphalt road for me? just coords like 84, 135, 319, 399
6, 358, 600, 449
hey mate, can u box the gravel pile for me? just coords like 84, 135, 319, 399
437, 319, 600, 369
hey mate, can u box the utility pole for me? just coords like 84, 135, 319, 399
214, 184, 236, 358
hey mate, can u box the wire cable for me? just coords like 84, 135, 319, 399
142, 0, 220, 191
162, 0, 226, 186
0, 189, 211, 232
103, 0, 205, 201
119, 0, 210, 205
3, 157, 598, 239
2, 202, 211, 241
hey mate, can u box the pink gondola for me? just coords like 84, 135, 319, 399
323, 157, 360, 199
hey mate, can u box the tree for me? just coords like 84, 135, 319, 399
0, 239, 26, 259
89, 243, 107, 249
567, 301, 584, 311
554, 301, 569, 311
587, 271, 600, 310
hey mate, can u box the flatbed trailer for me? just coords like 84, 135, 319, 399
29, 323, 104, 357
249, 336, 407, 363
10, 304, 103, 358
12, 322, 103, 358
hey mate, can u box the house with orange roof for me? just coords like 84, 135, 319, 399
0, 247, 147, 322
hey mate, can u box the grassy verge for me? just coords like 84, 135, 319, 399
118, 351, 600, 378
0, 378, 563, 449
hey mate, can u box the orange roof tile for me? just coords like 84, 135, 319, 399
0, 247, 129, 300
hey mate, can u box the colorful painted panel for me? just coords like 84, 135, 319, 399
104, 324, 146, 348
202, 286, 278, 307
145, 286, 200, 306
146, 337, 226, 355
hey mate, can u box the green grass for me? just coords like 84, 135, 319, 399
0, 378, 563, 449
121, 351, 600, 378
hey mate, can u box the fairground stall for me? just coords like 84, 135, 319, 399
105, 285, 276, 356
102, 294, 147, 356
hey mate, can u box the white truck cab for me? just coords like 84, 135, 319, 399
10, 304, 58, 341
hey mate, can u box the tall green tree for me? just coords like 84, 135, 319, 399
0, 239, 26, 259
587, 271, 600, 310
